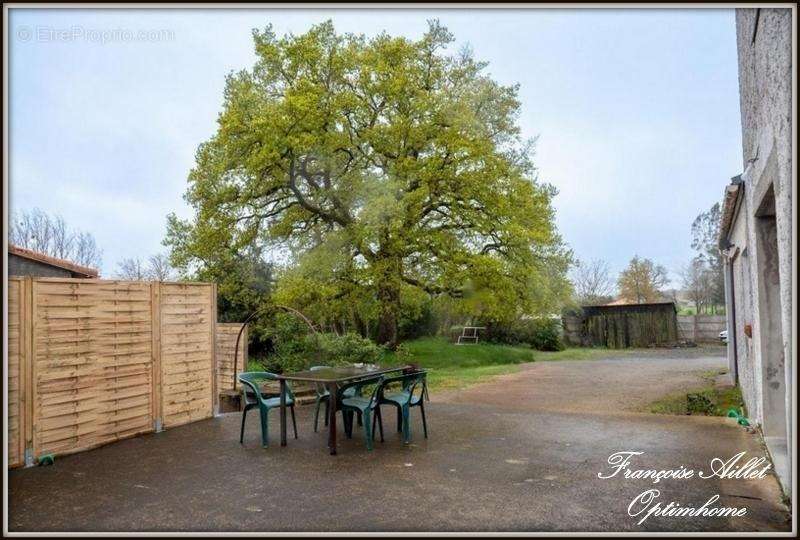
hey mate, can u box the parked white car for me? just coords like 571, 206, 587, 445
719, 329, 728, 343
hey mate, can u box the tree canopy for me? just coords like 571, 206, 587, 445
570, 258, 616, 306
166, 21, 572, 347
617, 256, 669, 304
11, 207, 102, 269
689, 202, 724, 310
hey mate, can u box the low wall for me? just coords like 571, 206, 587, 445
562, 315, 585, 346
677, 315, 727, 343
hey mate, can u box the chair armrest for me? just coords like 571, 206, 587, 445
338, 375, 385, 403
238, 371, 294, 405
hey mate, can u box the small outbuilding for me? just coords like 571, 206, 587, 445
579, 301, 679, 348
8, 244, 99, 278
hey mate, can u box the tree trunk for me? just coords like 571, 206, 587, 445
352, 309, 368, 338
376, 281, 400, 349
375, 252, 402, 349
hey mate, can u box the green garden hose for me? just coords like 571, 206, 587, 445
726, 407, 750, 426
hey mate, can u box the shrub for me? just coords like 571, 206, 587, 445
257, 332, 385, 374
246, 359, 266, 372
528, 318, 566, 352
398, 299, 438, 340
484, 317, 565, 351
687, 392, 715, 414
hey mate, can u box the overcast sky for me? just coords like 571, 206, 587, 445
8, 8, 744, 282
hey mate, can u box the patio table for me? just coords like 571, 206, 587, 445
275, 364, 411, 455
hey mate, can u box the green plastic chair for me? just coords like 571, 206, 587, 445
378, 371, 428, 443
310, 366, 371, 433
310, 365, 331, 432
238, 372, 297, 447
338, 376, 386, 451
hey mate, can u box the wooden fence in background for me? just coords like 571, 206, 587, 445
6, 277, 224, 468
215, 323, 247, 393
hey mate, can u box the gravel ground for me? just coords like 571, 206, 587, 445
8, 345, 791, 533
435, 345, 729, 414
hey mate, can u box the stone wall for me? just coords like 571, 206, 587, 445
562, 315, 585, 346
726, 7, 792, 494
676, 315, 727, 343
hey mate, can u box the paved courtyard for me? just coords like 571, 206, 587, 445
8, 347, 791, 532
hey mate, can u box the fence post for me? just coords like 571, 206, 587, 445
150, 282, 163, 432
211, 283, 219, 416
26, 278, 38, 465
241, 324, 248, 376
22, 277, 35, 467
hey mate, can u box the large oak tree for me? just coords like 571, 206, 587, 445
166, 21, 571, 347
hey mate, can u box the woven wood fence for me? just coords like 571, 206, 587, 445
6, 277, 224, 468
215, 323, 247, 393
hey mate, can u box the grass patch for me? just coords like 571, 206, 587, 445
383, 338, 615, 392
646, 369, 745, 417
423, 364, 523, 392
382, 337, 535, 392
534, 347, 610, 362
391, 337, 536, 368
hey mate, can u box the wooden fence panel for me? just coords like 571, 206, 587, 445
159, 283, 215, 428
7, 278, 24, 467
216, 323, 247, 393
7, 277, 218, 466
31, 279, 155, 458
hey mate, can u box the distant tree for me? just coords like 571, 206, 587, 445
116, 257, 147, 280
571, 258, 616, 305
10, 208, 103, 268
681, 256, 714, 314
690, 203, 724, 310
617, 256, 670, 304
146, 253, 175, 281
114, 253, 177, 281
73, 232, 102, 269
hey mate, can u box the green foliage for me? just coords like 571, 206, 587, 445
533, 347, 609, 362
686, 393, 715, 414
386, 337, 535, 369
382, 337, 533, 392
398, 293, 438, 340
484, 317, 565, 351
529, 318, 566, 351
165, 237, 275, 356
246, 359, 266, 372
646, 370, 745, 416
165, 20, 572, 348
617, 256, 670, 304
255, 331, 384, 374
691, 202, 725, 307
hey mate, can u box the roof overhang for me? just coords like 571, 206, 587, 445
718, 175, 744, 251
8, 244, 99, 278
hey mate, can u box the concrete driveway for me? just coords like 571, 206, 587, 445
7, 348, 792, 532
